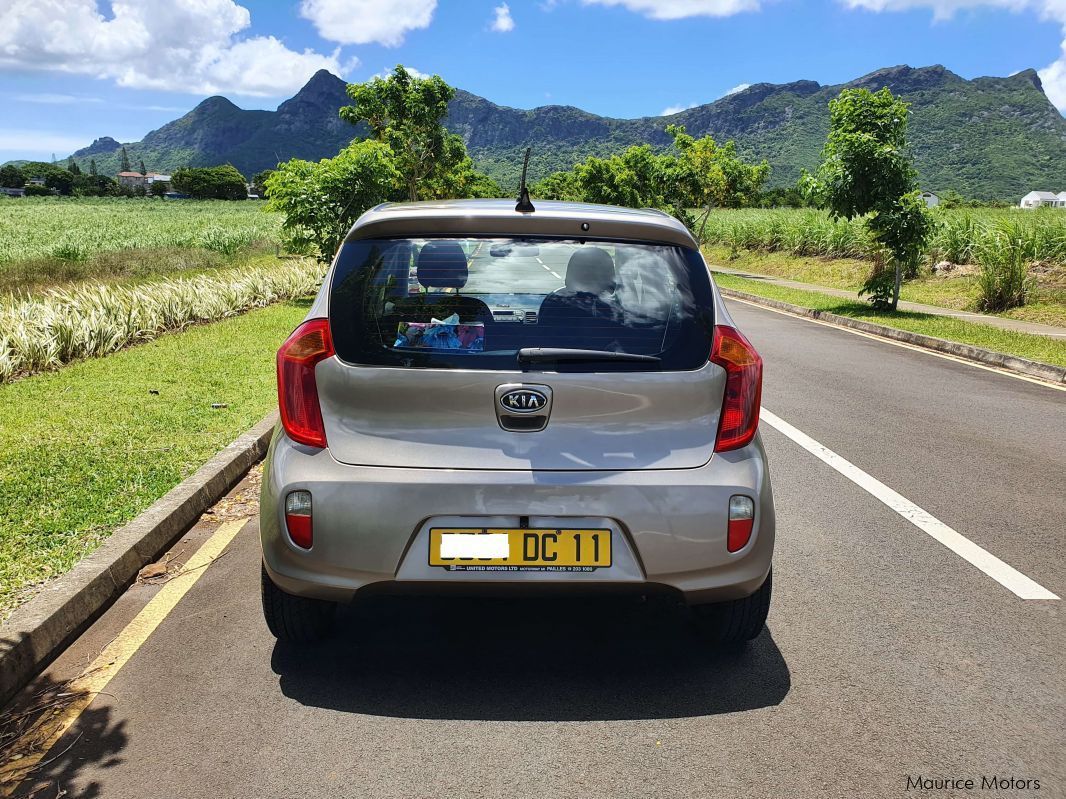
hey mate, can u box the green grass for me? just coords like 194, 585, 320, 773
704, 245, 1066, 329
0, 300, 308, 618
713, 272, 1066, 368
0, 196, 283, 291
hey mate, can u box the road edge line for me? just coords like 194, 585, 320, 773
718, 286, 1066, 388
760, 409, 1059, 601
0, 413, 277, 709
0, 519, 249, 794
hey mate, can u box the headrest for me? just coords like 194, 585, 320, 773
565, 248, 616, 295
418, 241, 469, 289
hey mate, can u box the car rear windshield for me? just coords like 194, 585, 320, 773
328, 237, 715, 371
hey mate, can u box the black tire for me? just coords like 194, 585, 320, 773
691, 569, 772, 646
261, 564, 336, 643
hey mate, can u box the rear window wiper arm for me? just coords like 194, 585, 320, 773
517, 348, 662, 364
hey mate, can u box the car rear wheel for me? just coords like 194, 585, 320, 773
261, 564, 336, 643
691, 569, 772, 646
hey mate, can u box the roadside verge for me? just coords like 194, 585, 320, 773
0, 413, 277, 708
720, 287, 1066, 386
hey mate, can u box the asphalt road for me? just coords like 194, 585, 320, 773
5, 297, 1065, 799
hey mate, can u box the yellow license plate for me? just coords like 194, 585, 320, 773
429, 528, 612, 571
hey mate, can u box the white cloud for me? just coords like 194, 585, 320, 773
492, 3, 516, 31
724, 82, 751, 95
0, 0, 354, 97
370, 66, 430, 80
661, 102, 697, 115
581, 0, 760, 19
0, 129, 97, 154
300, 0, 437, 46
12, 93, 103, 104
840, 0, 1066, 112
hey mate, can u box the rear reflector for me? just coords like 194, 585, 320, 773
285, 490, 313, 549
277, 318, 334, 448
710, 325, 763, 452
728, 495, 755, 552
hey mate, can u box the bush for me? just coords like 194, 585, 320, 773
0, 260, 323, 381
975, 221, 1032, 312
171, 165, 248, 200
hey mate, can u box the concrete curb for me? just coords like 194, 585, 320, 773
720, 287, 1066, 386
0, 412, 278, 708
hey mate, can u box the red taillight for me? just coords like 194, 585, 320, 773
710, 325, 763, 452
285, 490, 313, 549
728, 495, 755, 552
277, 318, 334, 448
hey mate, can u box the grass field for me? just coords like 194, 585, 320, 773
0, 196, 283, 291
704, 246, 1066, 328
697, 207, 1066, 267
713, 272, 1066, 367
0, 300, 309, 619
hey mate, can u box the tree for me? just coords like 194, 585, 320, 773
171, 165, 248, 200
120, 147, 131, 172
666, 124, 770, 237
531, 170, 584, 202
149, 180, 168, 197
66, 157, 82, 176
44, 168, 74, 196
0, 164, 24, 188
138, 160, 147, 176
340, 65, 464, 201
266, 140, 400, 261
806, 87, 932, 309
89, 159, 97, 177
250, 170, 274, 198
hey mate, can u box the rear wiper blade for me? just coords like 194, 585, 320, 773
517, 348, 661, 364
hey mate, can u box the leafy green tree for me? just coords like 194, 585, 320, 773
340, 65, 465, 201
807, 87, 932, 309
531, 169, 585, 202
138, 160, 147, 176
89, 159, 97, 177
667, 124, 769, 237
266, 140, 401, 260
149, 179, 168, 197
0, 164, 24, 188
120, 147, 131, 172
72, 173, 118, 196
66, 157, 82, 176
171, 165, 247, 200
250, 170, 274, 198
44, 169, 74, 196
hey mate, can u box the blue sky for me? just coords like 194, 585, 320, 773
1, 0, 1065, 164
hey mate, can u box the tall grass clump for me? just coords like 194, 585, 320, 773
0, 259, 322, 381
698, 207, 1066, 269
974, 220, 1033, 312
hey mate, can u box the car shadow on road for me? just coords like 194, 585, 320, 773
272, 595, 790, 721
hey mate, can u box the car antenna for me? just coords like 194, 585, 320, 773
515, 147, 535, 213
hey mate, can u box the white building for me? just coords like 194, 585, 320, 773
1019, 190, 1062, 209
919, 191, 939, 208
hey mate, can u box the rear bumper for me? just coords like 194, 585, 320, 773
260, 426, 775, 605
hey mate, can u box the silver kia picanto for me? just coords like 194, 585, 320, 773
260, 199, 774, 646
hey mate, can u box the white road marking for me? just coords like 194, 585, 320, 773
760, 408, 1060, 601
725, 295, 1066, 392
550, 271, 562, 280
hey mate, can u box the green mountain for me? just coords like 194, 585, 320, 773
65, 64, 1066, 200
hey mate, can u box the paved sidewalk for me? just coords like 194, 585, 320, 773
712, 266, 1066, 338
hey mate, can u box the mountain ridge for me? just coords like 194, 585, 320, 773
62, 64, 1066, 200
